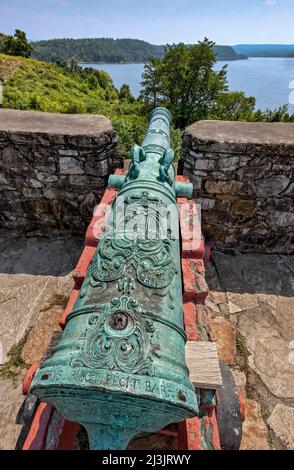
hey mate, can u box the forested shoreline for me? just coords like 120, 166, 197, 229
31, 37, 247, 63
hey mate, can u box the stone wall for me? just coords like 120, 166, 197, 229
0, 109, 122, 235
180, 120, 294, 254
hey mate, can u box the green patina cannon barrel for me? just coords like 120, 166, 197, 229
31, 107, 198, 450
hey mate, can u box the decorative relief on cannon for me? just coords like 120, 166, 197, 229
90, 237, 177, 289
71, 296, 158, 376
128, 145, 146, 179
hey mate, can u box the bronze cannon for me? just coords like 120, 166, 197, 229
31, 108, 241, 450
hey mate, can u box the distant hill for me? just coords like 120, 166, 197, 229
233, 44, 294, 58
31, 38, 247, 63
214, 45, 247, 61
31, 38, 164, 63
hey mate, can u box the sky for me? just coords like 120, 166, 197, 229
0, 0, 294, 44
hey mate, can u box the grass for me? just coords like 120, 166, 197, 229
0, 54, 23, 80
0, 331, 29, 381
261, 404, 270, 420
236, 334, 246, 353
48, 293, 69, 310
235, 332, 251, 397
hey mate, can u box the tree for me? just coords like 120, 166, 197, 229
139, 57, 162, 108
119, 84, 135, 103
210, 91, 256, 121
253, 104, 294, 122
0, 30, 33, 58
140, 38, 228, 128
87, 74, 99, 90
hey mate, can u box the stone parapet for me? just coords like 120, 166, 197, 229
180, 120, 294, 254
0, 109, 122, 235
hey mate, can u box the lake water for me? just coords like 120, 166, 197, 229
81, 58, 294, 112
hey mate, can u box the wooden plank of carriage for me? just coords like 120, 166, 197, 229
185, 341, 223, 390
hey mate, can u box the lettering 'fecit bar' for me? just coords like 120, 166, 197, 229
30, 107, 198, 450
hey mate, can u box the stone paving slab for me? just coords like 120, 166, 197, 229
205, 251, 294, 449
240, 400, 270, 450
0, 274, 57, 363
0, 378, 24, 450
238, 307, 294, 400
0, 236, 81, 364
268, 404, 294, 449
21, 305, 63, 365
0, 235, 82, 449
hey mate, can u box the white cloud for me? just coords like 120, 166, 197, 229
264, 0, 277, 5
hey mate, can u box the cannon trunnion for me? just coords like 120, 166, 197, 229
31, 108, 199, 450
